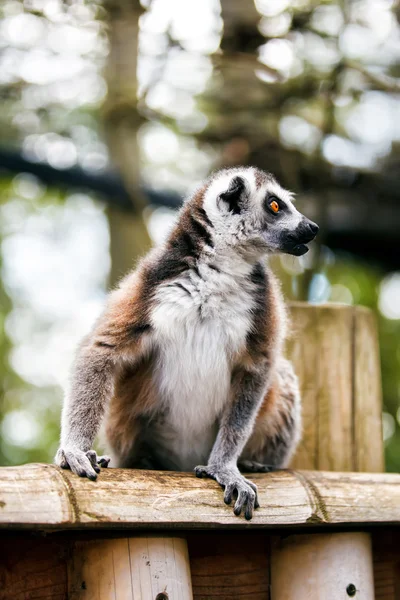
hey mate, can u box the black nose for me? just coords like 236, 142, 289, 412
308, 220, 319, 236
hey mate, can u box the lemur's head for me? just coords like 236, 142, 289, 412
202, 167, 318, 257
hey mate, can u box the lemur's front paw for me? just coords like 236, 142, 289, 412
194, 464, 259, 520
55, 447, 110, 481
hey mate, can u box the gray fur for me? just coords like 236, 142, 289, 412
55, 166, 318, 519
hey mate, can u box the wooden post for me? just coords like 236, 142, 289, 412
67, 536, 193, 600
271, 533, 374, 600
287, 303, 384, 472
269, 303, 383, 599
0, 303, 389, 599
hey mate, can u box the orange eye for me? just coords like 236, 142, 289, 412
270, 199, 279, 213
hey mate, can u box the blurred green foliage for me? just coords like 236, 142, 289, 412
0, 0, 399, 473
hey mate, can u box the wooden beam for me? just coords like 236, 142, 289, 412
275, 304, 384, 598
0, 464, 399, 530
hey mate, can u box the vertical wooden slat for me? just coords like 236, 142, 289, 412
68, 538, 132, 599
271, 532, 375, 600
188, 533, 269, 600
288, 304, 383, 473
129, 537, 193, 600
67, 537, 193, 600
287, 304, 319, 470
353, 307, 385, 473
279, 304, 384, 600
372, 530, 400, 600
0, 535, 68, 600
316, 306, 353, 471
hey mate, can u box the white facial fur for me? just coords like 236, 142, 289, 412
202, 167, 306, 256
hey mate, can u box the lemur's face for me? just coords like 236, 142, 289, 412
203, 167, 318, 257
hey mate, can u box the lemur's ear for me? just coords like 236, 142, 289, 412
218, 176, 247, 215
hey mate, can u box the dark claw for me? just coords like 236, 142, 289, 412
194, 466, 208, 478
224, 483, 234, 505
245, 509, 253, 520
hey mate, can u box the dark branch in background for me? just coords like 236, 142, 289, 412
0, 147, 400, 270
0, 147, 182, 211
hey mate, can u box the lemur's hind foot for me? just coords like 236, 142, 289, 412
238, 460, 280, 473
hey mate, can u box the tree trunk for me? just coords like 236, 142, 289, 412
103, 0, 151, 287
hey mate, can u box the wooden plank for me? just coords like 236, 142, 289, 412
288, 303, 355, 471
68, 538, 133, 599
288, 303, 384, 473
0, 463, 72, 527
128, 537, 193, 599
188, 533, 269, 600
67, 537, 193, 600
287, 304, 319, 470
372, 530, 400, 600
0, 464, 400, 529
0, 535, 68, 600
275, 304, 383, 599
353, 307, 385, 472
315, 306, 354, 471
271, 532, 374, 599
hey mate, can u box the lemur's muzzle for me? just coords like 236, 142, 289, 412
282, 219, 319, 256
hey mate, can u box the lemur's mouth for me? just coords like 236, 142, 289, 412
282, 225, 318, 257
282, 236, 313, 256
287, 243, 309, 256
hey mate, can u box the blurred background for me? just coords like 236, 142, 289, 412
0, 0, 399, 469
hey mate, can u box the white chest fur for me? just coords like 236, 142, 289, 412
149, 264, 255, 470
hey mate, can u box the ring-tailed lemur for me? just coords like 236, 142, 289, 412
55, 166, 318, 520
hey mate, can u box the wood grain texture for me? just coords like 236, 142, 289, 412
188, 533, 269, 600
279, 304, 383, 600
286, 304, 319, 470
129, 537, 193, 600
0, 535, 68, 600
0, 464, 399, 529
271, 532, 374, 599
287, 303, 384, 473
68, 537, 193, 600
372, 530, 400, 600
315, 306, 353, 471
353, 307, 385, 473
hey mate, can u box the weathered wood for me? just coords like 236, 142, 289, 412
0, 304, 387, 596
353, 308, 385, 473
286, 304, 319, 470
67, 538, 133, 599
0, 536, 68, 600
129, 537, 192, 599
2, 530, 400, 600
277, 304, 384, 600
67, 537, 193, 600
271, 532, 374, 599
0, 464, 399, 529
188, 533, 269, 600
372, 530, 400, 600
287, 303, 384, 472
